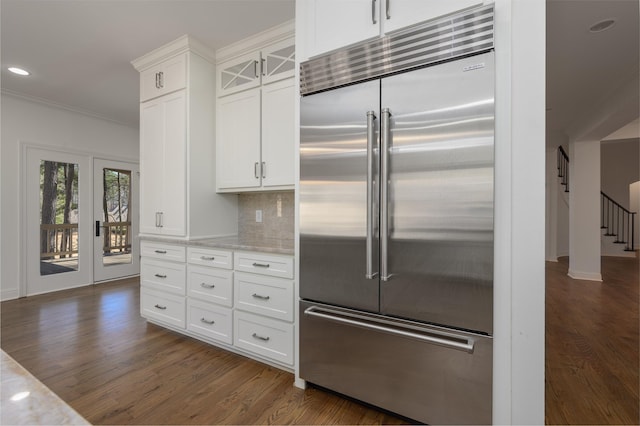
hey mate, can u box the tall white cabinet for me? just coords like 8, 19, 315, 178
132, 35, 237, 239
215, 22, 296, 192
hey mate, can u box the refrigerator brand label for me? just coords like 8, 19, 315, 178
463, 63, 486, 72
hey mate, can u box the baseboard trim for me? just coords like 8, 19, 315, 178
567, 269, 603, 282
1, 289, 20, 301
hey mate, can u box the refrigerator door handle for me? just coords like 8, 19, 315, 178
380, 108, 391, 281
304, 306, 475, 353
366, 111, 378, 279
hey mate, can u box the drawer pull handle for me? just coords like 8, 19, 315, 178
154, 273, 167, 278
252, 333, 270, 342
154, 250, 167, 254
200, 282, 215, 289
154, 304, 167, 310
200, 318, 215, 325
200, 256, 215, 261
252, 262, 270, 268
252, 293, 270, 300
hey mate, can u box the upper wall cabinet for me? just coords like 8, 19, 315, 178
217, 38, 295, 97
300, 0, 485, 60
215, 22, 295, 193
140, 53, 187, 102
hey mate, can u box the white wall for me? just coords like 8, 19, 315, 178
1, 93, 139, 300
601, 139, 640, 209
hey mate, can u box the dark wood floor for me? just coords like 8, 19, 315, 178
1, 255, 638, 424
0, 278, 407, 425
545, 255, 639, 425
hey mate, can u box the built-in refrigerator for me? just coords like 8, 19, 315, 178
299, 5, 495, 425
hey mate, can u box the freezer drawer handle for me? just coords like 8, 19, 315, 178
304, 306, 475, 353
252, 262, 270, 268
200, 318, 215, 325
154, 304, 167, 310
200, 282, 215, 289
252, 333, 270, 342
252, 293, 270, 300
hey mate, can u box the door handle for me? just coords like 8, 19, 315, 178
365, 111, 378, 280
380, 108, 391, 282
386, 0, 391, 19
95, 220, 101, 237
372, 0, 377, 24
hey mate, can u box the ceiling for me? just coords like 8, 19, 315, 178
1, 0, 638, 136
1, 0, 295, 127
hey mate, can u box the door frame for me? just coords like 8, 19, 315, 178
93, 158, 140, 283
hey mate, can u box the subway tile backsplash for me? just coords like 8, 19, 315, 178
238, 191, 294, 241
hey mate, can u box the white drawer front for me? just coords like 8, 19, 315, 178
141, 241, 186, 262
141, 288, 185, 329
234, 252, 293, 279
234, 311, 293, 365
187, 299, 232, 344
187, 247, 233, 269
141, 258, 186, 295
187, 265, 233, 307
235, 272, 293, 321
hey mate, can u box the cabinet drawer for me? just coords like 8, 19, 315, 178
141, 258, 186, 295
187, 247, 232, 269
141, 241, 186, 262
187, 265, 233, 307
141, 288, 185, 329
234, 252, 293, 279
235, 272, 293, 321
234, 311, 293, 365
140, 53, 187, 102
187, 299, 232, 344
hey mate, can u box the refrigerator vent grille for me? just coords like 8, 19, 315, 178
300, 4, 494, 95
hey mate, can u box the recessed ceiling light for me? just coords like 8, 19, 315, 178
8, 67, 30, 76
589, 19, 616, 33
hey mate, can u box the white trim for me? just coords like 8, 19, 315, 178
567, 269, 603, 281
1, 289, 19, 302
215, 20, 295, 64
131, 34, 216, 71
1, 89, 136, 128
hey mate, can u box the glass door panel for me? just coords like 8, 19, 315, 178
93, 159, 139, 282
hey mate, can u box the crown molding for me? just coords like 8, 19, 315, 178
131, 34, 216, 71
215, 20, 295, 64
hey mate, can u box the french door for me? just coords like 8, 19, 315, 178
93, 158, 139, 282
25, 147, 93, 295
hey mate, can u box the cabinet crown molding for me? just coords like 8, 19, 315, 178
215, 20, 294, 64
131, 34, 215, 71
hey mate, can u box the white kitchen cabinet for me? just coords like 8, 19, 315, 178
140, 53, 186, 102
301, 0, 485, 59
141, 287, 186, 329
234, 310, 294, 366
133, 35, 238, 239
216, 78, 294, 192
187, 298, 233, 344
139, 91, 186, 236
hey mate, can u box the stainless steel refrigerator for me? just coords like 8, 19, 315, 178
299, 5, 495, 425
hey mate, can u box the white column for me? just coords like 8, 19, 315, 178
568, 139, 602, 281
546, 148, 558, 261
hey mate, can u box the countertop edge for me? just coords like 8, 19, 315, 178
139, 235, 294, 256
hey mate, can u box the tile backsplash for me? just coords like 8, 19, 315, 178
238, 191, 294, 241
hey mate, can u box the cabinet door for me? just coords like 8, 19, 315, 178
261, 39, 296, 85
139, 92, 186, 236
304, 0, 380, 58
140, 53, 187, 102
382, 0, 484, 33
261, 78, 295, 188
217, 51, 262, 97
140, 99, 165, 234
160, 91, 187, 236
216, 88, 261, 191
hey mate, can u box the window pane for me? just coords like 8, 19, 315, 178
40, 160, 79, 275
102, 168, 132, 267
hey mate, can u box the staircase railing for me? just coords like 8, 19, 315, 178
601, 191, 636, 252
557, 146, 569, 192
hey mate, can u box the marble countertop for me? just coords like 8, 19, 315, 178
141, 235, 294, 255
1, 351, 89, 425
